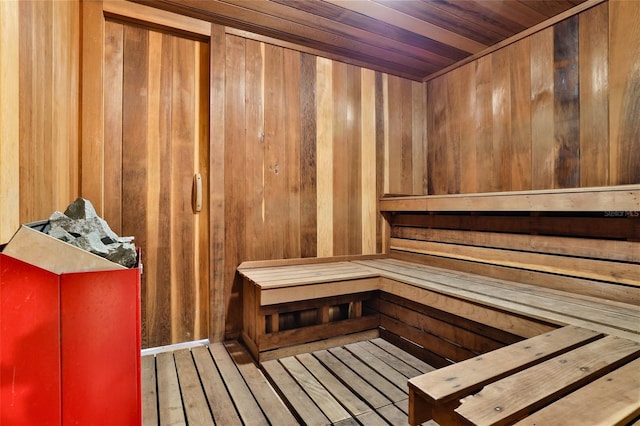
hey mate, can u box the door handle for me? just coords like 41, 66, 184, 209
193, 173, 202, 213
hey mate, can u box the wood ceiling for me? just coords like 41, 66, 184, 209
141, 0, 591, 81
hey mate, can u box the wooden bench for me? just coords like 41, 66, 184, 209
407, 326, 640, 425
239, 185, 640, 421
239, 255, 385, 361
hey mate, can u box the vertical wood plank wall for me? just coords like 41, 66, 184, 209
427, 1, 640, 194
218, 35, 426, 336
101, 20, 211, 348
0, 1, 80, 243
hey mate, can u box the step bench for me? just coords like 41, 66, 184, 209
408, 325, 640, 425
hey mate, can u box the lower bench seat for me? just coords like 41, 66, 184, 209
408, 325, 640, 425
238, 253, 640, 423
238, 256, 640, 360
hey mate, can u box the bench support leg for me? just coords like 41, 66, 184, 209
408, 389, 432, 426
433, 400, 464, 426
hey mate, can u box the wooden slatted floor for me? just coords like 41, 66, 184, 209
142, 338, 439, 425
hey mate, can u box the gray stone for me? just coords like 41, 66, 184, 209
46, 198, 137, 268
105, 242, 137, 268
70, 232, 110, 256
63, 197, 99, 220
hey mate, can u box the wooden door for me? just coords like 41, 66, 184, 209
102, 20, 210, 348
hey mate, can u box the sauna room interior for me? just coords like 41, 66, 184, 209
1, 0, 638, 425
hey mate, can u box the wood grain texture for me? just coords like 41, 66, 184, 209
361, 69, 377, 254
100, 21, 210, 348
509, 38, 532, 191
316, 56, 334, 257
81, 0, 105, 213
427, 3, 639, 194
474, 55, 494, 193
209, 23, 226, 342
218, 37, 419, 336
609, 0, 640, 185
579, 3, 609, 187
121, 24, 150, 346
554, 15, 580, 188
243, 40, 265, 261
0, 0, 20, 243
103, 21, 124, 233
284, 49, 302, 259
530, 27, 556, 190
224, 34, 247, 338
332, 60, 348, 256
300, 53, 318, 258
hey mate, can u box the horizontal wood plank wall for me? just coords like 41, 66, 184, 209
0, 0, 80, 244
220, 35, 425, 337
427, 1, 640, 194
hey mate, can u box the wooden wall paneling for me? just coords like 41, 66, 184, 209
121, 25, 149, 346
380, 73, 390, 196
52, 0, 80, 210
332, 60, 348, 256
316, 57, 334, 257
400, 77, 414, 195
412, 81, 427, 195
244, 40, 265, 261
284, 49, 302, 259
609, 0, 640, 185
474, 55, 494, 193
0, 0, 20, 243
553, 15, 580, 188
300, 53, 317, 258
530, 27, 556, 190
509, 38, 532, 191
103, 21, 124, 233
445, 66, 463, 195
170, 35, 197, 342
491, 45, 512, 192
82, 0, 105, 214
375, 72, 387, 253
427, 75, 448, 195
386, 75, 410, 194
579, 3, 609, 187
224, 34, 247, 336
458, 63, 477, 194
264, 44, 287, 260
210, 23, 227, 342
19, 0, 52, 222
196, 40, 211, 342
347, 64, 362, 256
361, 69, 377, 254
144, 30, 173, 348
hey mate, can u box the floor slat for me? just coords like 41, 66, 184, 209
262, 358, 330, 425
173, 349, 214, 425
328, 346, 407, 402
156, 352, 186, 426
296, 353, 371, 417
144, 338, 438, 425
280, 356, 351, 423
224, 341, 298, 425
191, 345, 242, 426
209, 343, 269, 426
141, 355, 158, 425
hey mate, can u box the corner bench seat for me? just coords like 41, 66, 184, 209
239, 254, 640, 425
240, 257, 640, 354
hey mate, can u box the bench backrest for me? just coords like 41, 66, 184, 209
382, 185, 640, 305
